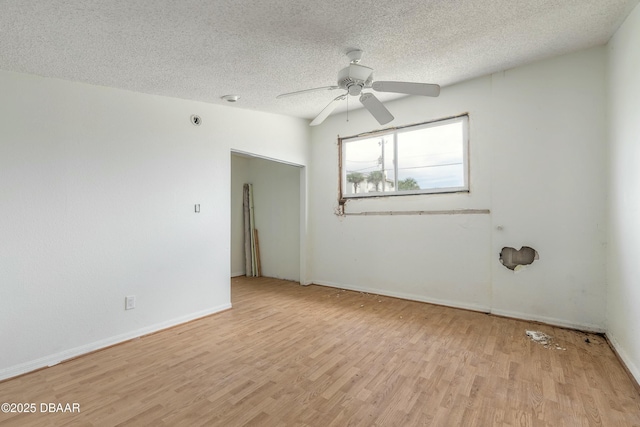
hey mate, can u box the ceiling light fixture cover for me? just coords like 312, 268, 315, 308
221, 95, 240, 102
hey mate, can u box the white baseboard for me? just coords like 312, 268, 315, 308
231, 271, 245, 278
312, 280, 606, 333
312, 280, 491, 313
606, 332, 640, 387
0, 303, 232, 382
490, 308, 606, 333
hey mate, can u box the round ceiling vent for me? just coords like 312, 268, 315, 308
221, 95, 240, 103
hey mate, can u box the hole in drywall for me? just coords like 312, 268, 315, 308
190, 115, 202, 126
500, 246, 539, 271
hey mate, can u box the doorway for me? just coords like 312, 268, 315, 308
230, 152, 303, 281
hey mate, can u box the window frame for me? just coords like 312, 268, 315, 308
339, 114, 470, 201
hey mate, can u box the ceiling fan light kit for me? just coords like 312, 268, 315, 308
277, 49, 440, 126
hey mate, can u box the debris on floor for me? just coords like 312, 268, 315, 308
525, 330, 566, 350
526, 330, 551, 344
581, 332, 604, 345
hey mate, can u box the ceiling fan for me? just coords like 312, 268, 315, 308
277, 49, 440, 126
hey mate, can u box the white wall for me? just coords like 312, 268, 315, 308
310, 77, 494, 311
0, 70, 309, 380
490, 48, 608, 330
606, 2, 640, 384
250, 157, 301, 281
230, 155, 250, 276
230, 155, 302, 281
309, 47, 608, 330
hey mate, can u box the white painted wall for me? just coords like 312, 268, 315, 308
606, 2, 640, 384
490, 48, 608, 330
230, 155, 250, 276
250, 157, 301, 281
309, 47, 608, 329
230, 155, 302, 281
0, 70, 309, 380
310, 77, 494, 312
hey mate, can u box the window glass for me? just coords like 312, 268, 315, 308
396, 120, 464, 190
341, 115, 468, 198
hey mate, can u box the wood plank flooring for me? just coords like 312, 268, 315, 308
1, 276, 639, 426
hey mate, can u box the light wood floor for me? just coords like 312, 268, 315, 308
1, 277, 639, 426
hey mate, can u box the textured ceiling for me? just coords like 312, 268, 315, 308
1, 0, 637, 121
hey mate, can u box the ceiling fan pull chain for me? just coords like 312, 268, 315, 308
346, 95, 349, 122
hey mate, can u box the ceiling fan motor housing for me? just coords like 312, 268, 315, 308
337, 63, 373, 96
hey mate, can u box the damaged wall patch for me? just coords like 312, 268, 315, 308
500, 246, 539, 271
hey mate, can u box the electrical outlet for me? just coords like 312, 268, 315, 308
125, 295, 136, 310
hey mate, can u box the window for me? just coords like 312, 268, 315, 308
340, 115, 469, 198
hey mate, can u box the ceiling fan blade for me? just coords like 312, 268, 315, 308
277, 86, 340, 99
359, 93, 394, 125
310, 94, 347, 126
372, 81, 440, 97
